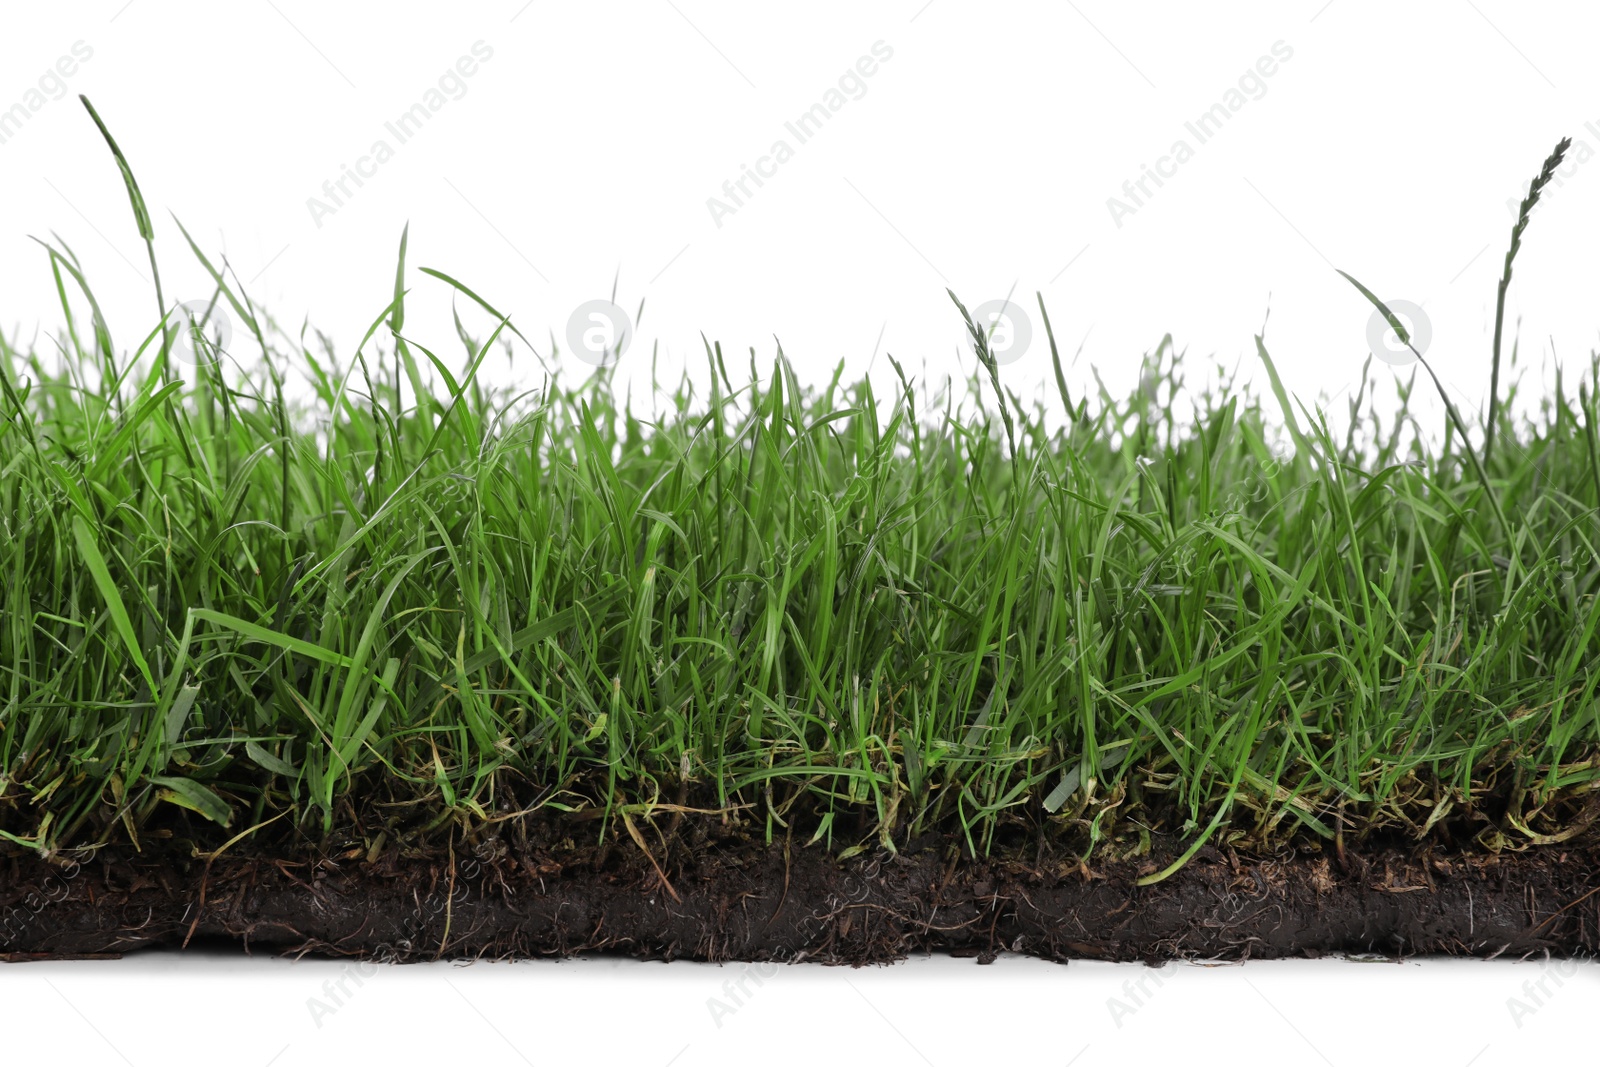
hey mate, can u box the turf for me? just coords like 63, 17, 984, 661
1, 106, 1598, 883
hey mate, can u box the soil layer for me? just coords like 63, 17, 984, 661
3, 825, 1598, 963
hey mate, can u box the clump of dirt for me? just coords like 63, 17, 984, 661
3, 817, 1597, 963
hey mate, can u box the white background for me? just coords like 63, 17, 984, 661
5, 1, 1600, 415
1, 953, 1594, 1066
4, 1, 1599, 1062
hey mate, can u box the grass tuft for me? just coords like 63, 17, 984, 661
0, 116, 1597, 872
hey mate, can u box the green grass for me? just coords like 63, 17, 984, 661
1, 107, 1598, 878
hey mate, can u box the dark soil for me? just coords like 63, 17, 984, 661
3, 817, 1598, 963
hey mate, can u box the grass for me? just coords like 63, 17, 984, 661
1, 105, 1598, 880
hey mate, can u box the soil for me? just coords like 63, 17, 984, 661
3, 816, 1598, 964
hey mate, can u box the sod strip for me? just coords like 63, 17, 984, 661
1, 106, 1598, 962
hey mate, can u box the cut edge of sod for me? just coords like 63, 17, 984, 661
0, 101, 1596, 900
